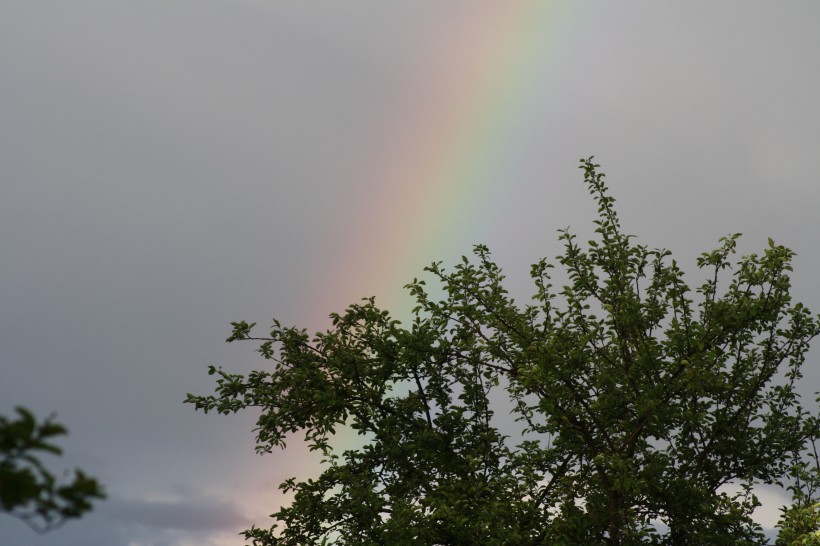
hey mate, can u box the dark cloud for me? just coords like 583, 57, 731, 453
103, 495, 252, 532
0, 491, 251, 546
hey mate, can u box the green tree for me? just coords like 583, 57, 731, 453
188, 158, 820, 545
777, 502, 820, 546
777, 438, 820, 545
0, 407, 105, 533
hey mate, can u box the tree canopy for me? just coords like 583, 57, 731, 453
0, 406, 105, 533
188, 158, 820, 545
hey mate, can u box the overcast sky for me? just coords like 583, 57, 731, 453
2, 2, 820, 545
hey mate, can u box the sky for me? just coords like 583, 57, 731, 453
2, 1, 820, 544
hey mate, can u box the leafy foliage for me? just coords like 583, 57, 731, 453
0, 407, 105, 533
188, 158, 820, 545
777, 439, 820, 545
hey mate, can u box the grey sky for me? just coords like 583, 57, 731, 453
2, 2, 820, 544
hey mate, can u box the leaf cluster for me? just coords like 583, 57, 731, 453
0, 407, 105, 533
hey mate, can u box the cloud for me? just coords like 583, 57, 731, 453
0, 489, 254, 546
102, 494, 253, 533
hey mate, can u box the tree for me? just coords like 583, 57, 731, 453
187, 158, 820, 545
776, 438, 820, 545
0, 407, 105, 533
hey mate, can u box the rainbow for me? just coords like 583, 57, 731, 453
310, 1, 583, 317
242, 2, 588, 532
